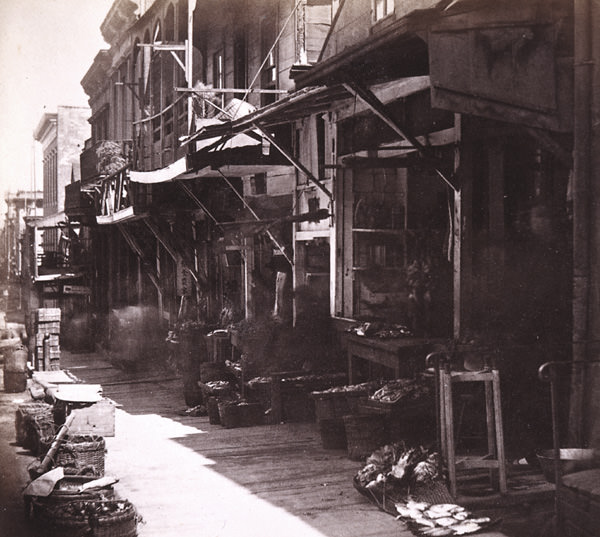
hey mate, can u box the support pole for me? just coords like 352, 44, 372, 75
186, 0, 195, 134
570, 0, 593, 446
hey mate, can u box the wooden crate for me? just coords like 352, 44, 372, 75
36, 308, 61, 322
559, 469, 600, 537
36, 321, 61, 334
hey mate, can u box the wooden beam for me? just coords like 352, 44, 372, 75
254, 124, 333, 200
117, 224, 161, 292
342, 80, 458, 192
176, 87, 288, 95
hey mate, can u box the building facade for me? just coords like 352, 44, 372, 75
74, 0, 600, 451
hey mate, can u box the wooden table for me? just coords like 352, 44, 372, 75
344, 333, 448, 383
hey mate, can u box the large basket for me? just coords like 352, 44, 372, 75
343, 414, 387, 461
218, 401, 240, 429
26, 476, 115, 521
50, 436, 106, 477
35, 499, 137, 537
90, 500, 138, 537
16, 402, 55, 452
312, 392, 350, 421
237, 402, 264, 427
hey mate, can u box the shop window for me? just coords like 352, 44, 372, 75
341, 165, 451, 335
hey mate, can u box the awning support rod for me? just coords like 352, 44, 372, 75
144, 216, 204, 286
216, 170, 293, 267
253, 124, 333, 200
342, 81, 458, 193
175, 180, 222, 228
117, 224, 161, 292
176, 87, 288, 95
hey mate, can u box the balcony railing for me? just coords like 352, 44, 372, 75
80, 139, 133, 182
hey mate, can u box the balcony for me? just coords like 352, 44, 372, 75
65, 181, 95, 220
80, 139, 133, 182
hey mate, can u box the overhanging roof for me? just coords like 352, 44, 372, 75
184, 85, 352, 145
35, 272, 85, 283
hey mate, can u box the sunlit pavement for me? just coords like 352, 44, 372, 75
106, 410, 338, 537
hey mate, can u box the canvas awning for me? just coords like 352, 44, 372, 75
28, 211, 68, 229
183, 85, 352, 146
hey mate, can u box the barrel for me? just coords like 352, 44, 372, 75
4, 344, 28, 393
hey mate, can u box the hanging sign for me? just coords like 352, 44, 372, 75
177, 262, 192, 296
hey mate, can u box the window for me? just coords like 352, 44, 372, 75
373, 0, 394, 22
177, 0, 188, 41
165, 4, 175, 42
260, 10, 277, 106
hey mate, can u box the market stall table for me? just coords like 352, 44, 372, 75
343, 333, 447, 383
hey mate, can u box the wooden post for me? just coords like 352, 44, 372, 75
454, 121, 473, 340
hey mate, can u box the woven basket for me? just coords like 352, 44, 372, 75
26, 476, 114, 521
318, 418, 347, 449
51, 436, 106, 477
36, 499, 137, 537
90, 500, 137, 537
237, 402, 263, 427
15, 402, 54, 449
218, 401, 240, 429
345, 391, 368, 414
343, 414, 387, 461
312, 392, 349, 421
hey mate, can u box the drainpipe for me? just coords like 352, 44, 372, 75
570, 0, 592, 446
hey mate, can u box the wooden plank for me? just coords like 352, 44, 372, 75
69, 399, 116, 437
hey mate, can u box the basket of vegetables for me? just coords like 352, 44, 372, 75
26, 476, 115, 522
34, 499, 137, 537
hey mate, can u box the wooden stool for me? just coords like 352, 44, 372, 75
429, 351, 507, 497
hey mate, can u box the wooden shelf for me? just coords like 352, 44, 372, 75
353, 228, 405, 234
352, 266, 403, 271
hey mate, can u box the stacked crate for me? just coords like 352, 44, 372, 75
35, 308, 61, 371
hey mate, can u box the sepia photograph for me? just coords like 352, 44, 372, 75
0, 1, 598, 536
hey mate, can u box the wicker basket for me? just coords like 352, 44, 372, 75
35, 499, 137, 537
26, 476, 115, 521
15, 402, 54, 449
90, 500, 137, 537
343, 414, 387, 461
237, 402, 263, 427
318, 418, 347, 449
51, 436, 106, 477
218, 401, 240, 429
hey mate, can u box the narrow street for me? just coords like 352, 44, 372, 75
0, 347, 555, 537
